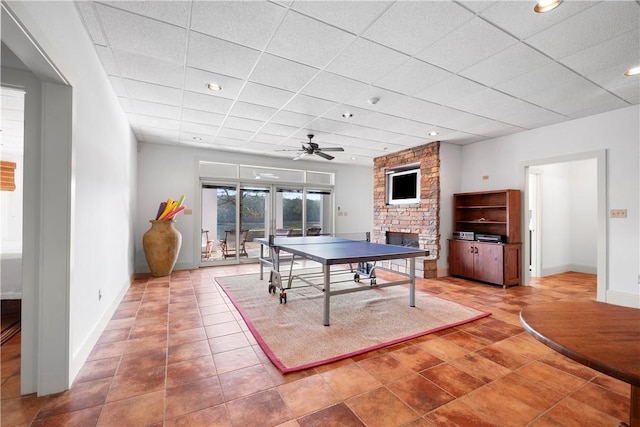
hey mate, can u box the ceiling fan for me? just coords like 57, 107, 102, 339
279, 134, 344, 161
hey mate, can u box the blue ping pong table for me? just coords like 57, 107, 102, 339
256, 236, 427, 326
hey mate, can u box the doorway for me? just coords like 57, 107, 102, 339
522, 150, 606, 301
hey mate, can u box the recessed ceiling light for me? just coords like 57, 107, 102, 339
342, 112, 353, 118
206, 83, 222, 91
534, 0, 562, 13
428, 131, 439, 136
367, 97, 380, 105
351, 157, 356, 160
624, 66, 640, 76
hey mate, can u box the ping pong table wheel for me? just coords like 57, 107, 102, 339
279, 291, 287, 304
370, 278, 377, 286
354, 273, 360, 282
268, 284, 276, 294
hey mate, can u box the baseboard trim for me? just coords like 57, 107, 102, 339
605, 289, 640, 309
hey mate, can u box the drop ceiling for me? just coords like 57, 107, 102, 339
74, 1, 639, 166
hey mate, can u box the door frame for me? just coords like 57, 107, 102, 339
520, 149, 607, 301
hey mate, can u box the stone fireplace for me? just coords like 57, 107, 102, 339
372, 142, 439, 278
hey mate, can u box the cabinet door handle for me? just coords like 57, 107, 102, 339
470, 246, 475, 253
474, 247, 479, 254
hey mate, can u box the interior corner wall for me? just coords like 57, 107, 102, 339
135, 143, 373, 273
6, 1, 138, 390
438, 142, 462, 274
458, 105, 639, 304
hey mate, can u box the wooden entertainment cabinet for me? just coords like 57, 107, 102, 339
448, 189, 522, 288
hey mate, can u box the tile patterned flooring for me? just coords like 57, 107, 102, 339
1, 265, 631, 426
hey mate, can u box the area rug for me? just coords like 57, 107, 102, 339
1, 320, 21, 345
215, 270, 490, 373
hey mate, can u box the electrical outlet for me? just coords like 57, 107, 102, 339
610, 209, 627, 218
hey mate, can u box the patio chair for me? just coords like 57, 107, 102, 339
220, 229, 248, 258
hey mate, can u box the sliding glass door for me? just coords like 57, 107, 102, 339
201, 181, 332, 265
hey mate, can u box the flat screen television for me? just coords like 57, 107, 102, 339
387, 167, 420, 204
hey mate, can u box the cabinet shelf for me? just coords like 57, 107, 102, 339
456, 220, 507, 224
450, 189, 522, 288
457, 205, 506, 209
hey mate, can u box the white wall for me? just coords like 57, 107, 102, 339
6, 1, 138, 389
569, 159, 597, 272
438, 142, 462, 273
458, 105, 639, 304
136, 143, 373, 272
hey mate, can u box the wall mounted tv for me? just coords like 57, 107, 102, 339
386, 166, 420, 205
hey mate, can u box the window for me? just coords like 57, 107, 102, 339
386, 164, 420, 205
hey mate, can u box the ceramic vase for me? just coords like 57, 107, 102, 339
142, 220, 182, 277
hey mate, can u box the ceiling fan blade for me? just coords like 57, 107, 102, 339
293, 152, 309, 161
314, 151, 334, 160
317, 147, 344, 152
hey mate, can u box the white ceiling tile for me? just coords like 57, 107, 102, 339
290, 1, 392, 35
560, 29, 640, 77
260, 122, 300, 137
283, 94, 337, 116
464, 121, 523, 138
139, 126, 179, 139
113, 50, 185, 88
494, 62, 580, 99
100, 1, 190, 27
238, 82, 294, 109
180, 121, 219, 137
305, 117, 349, 134
415, 75, 486, 105
252, 133, 287, 144
190, 1, 286, 50
216, 127, 255, 140
302, 72, 370, 103
460, 43, 551, 87
526, 2, 639, 60
249, 54, 319, 92
389, 134, 430, 147
187, 32, 260, 79
94, 46, 119, 75
498, 104, 567, 129
438, 109, 493, 132
135, 114, 180, 131
224, 116, 264, 133
326, 38, 407, 84
267, 10, 356, 68
122, 79, 182, 105
131, 99, 181, 120
228, 102, 278, 122
182, 91, 233, 115
184, 67, 245, 99
337, 124, 403, 143
373, 58, 451, 96
380, 97, 446, 125
415, 17, 518, 73
480, 1, 597, 40
76, 2, 107, 46
96, 4, 186, 64
270, 110, 315, 128
547, 85, 628, 117
606, 80, 640, 104
182, 108, 225, 127
363, 1, 474, 55
343, 86, 406, 111
567, 99, 632, 120
450, 88, 524, 119
457, 1, 496, 14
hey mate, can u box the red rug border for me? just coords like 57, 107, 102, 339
214, 276, 491, 374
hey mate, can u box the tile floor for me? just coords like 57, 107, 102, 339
1, 265, 631, 426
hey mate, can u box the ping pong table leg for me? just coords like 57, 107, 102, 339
409, 257, 416, 307
323, 265, 331, 326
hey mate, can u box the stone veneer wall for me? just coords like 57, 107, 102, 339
373, 141, 439, 278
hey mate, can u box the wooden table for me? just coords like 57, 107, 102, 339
520, 300, 640, 427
